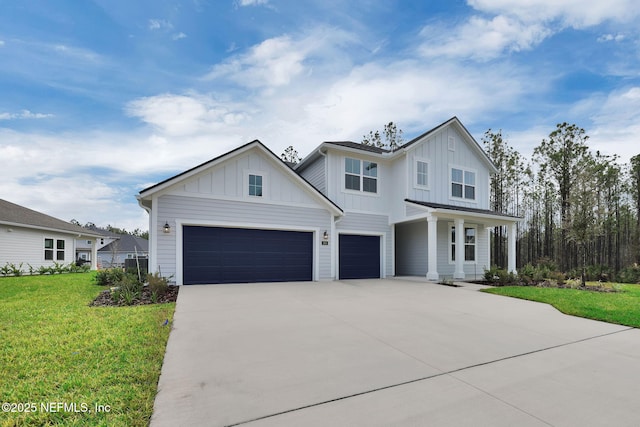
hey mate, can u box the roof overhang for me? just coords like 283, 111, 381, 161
0, 220, 103, 238
402, 200, 521, 226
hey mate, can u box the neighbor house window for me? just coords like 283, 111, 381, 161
248, 174, 263, 197
56, 240, 65, 261
450, 226, 476, 262
44, 238, 54, 260
415, 159, 429, 188
451, 167, 476, 200
345, 158, 378, 193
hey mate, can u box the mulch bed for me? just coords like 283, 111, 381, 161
90, 286, 179, 307
472, 280, 619, 293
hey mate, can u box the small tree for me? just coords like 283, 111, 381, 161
362, 122, 404, 150
281, 145, 301, 164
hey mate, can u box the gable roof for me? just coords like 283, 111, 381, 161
98, 234, 149, 253
296, 117, 497, 174
0, 199, 101, 237
138, 139, 343, 216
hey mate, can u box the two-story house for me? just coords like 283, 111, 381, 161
137, 117, 519, 285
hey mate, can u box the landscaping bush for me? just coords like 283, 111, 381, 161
483, 266, 517, 284
94, 268, 127, 287
617, 264, 640, 284
147, 272, 170, 303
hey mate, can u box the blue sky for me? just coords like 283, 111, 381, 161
1, 0, 639, 231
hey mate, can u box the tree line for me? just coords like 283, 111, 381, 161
484, 122, 640, 279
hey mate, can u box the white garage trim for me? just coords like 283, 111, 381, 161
335, 229, 386, 279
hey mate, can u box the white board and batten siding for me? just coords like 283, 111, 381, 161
144, 145, 340, 284
406, 126, 491, 211
0, 225, 75, 269
337, 212, 393, 277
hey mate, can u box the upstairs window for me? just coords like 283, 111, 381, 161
451, 167, 476, 201
415, 159, 429, 188
248, 174, 263, 197
345, 158, 378, 194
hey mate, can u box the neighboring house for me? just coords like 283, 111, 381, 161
0, 199, 101, 270
75, 226, 119, 264
97, 234, 149, 268
137, 117, 520, 285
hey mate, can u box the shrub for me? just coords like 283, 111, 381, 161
147, 272, 169, 302
617, 264, 640, 284
94, 268, 126, 287
110, 274, 143, 306
483, 266, 517, 285
536, 257, 558, 272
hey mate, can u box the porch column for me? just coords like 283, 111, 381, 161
508, 222, 517, 274
485, 227, 493, 271
454, 218, 465, 279
91, 238, 98, 270
426, 216, 439, 280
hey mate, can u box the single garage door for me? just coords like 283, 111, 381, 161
339, 234, 381, 279
183, 226, 313, 284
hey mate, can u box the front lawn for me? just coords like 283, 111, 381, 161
0, 273, 175, 426
483, 283, 640, 328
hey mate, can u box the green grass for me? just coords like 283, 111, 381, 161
0, 273, 175, 426
483, 282, 640, 328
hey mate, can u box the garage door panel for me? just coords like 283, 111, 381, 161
183, 226, 313, 284
339, 234, 381, 280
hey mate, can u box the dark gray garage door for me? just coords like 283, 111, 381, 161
183, 226, 313, 285
339, 234, 381, 279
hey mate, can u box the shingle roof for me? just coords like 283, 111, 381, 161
98, 234, 149, 253
324, 141, 390, 154
405, 199, 521, 219
0, 199, 101, 236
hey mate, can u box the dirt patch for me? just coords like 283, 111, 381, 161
90, 286, 179, 307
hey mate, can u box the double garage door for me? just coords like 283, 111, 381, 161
183, 226, 313, 285
182, 226, 381, 284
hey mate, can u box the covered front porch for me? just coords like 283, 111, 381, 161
394, 200, 520, 281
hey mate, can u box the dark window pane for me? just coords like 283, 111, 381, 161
57, 240, 65, 250
465, 185, 475, 200
45, 238, 54, 249
345, 174, 360, 190
57, 250, 65, 261
451, 244, 455, 261
363, 177, 377, 193
465, 228, 475, 243
45, 250, 53, 260
464, 171, 475, 186
465, 245, 475, 261
452, 183, 463, 198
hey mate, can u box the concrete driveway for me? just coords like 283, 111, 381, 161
150, 279, 640, 427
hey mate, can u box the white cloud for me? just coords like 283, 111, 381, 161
148, 19, 173, 31
0, 110, 53, 120
237, 0, 268, 6
204, 27, 358, 89
467, 0, 640, 27
172, 32, 187, 40
597, 33, 625, 42
421, 0, 640, 61
420, 15, 551, 60
0, 40, 5, 46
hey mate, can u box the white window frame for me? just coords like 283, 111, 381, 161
448, 223, 477, 264
414, 157, 430, 189
343, 157, 378, 195
449, 166, 477, 202
244, 170, 268, 199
